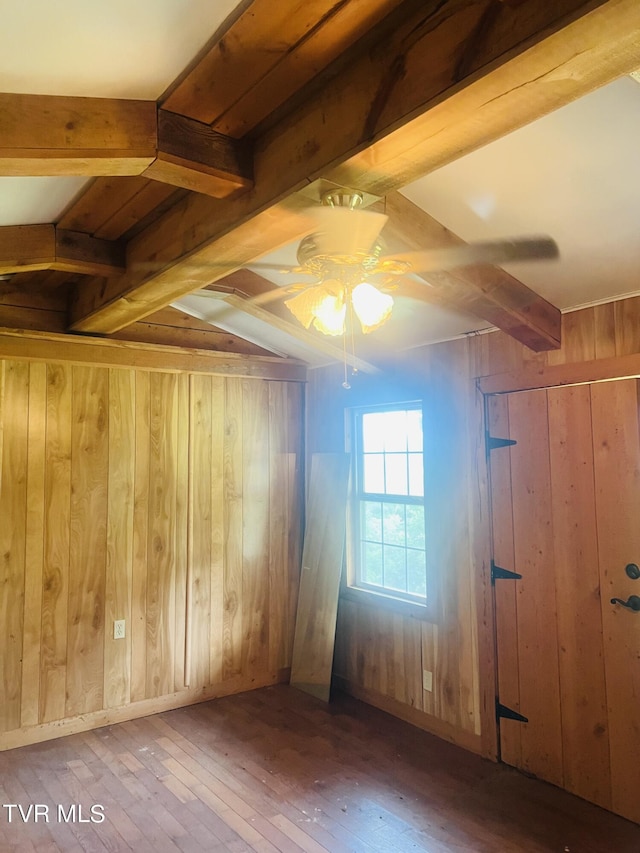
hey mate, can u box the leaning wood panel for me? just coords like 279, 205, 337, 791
40, 364, 72, 723
66, 366, 108, 717
0, 361, 29, 732
424, 340, 476, 732
104, 368, 135, 709
290, 453, 350, 702
591, 380, 640, 825
145, 372, 178, 698
547, 384, 611, 810
507, 390, 563, 788
20, 363, 46, 727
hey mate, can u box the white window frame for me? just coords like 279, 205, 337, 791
344, 401, 432, 618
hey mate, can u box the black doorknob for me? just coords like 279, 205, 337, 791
625, 563, 640, 580
611, 595, 640, 611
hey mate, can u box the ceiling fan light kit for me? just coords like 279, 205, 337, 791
278, 188, 558, 340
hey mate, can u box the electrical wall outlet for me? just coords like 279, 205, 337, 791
113, 620, 126, 640
422, 669, 433, 692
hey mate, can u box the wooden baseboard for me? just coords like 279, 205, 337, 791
333, 676, 482, 755
0, 669, 291, 752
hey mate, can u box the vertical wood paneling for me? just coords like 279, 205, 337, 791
242, 380, 271, 678
268, 382, 288, 674
507, 390, 563, 787
146, 372, 178, 698
547, 384, 611, 809
189, 374, 213, 687
104, 368, 135, 709
66, 366, 108, 717
593, 303, 616, 359
0, 353, 303, 748
21, 363, 46, 727
421, 621, 436, 716
223, 378, 243, 680
209, 376, 225, 686
488, 394, 522, 767
285, 381, 303, 667
40, 364, 72, 723
130, 371, 150, 703
174, 373, 189, 691
613, 297, 640, 355
591, 380, 640, 824
0, 362, 29, 733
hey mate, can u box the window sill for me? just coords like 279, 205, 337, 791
340, 585, 436, 621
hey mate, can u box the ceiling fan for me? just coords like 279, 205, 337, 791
190, 187, 559, 338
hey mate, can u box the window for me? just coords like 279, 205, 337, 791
347, 403, 427, 606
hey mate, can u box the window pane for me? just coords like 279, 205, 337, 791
382, 410, 408, 452
406, 504, 425, 549
383, 544, 406, 591
362, 542, 383, 586
382, 503, 406, 546
408, 453, 424, 497
384, 454, 408, 495
352, 403, 427, 605
362, 412, 385, 452
406, 409, 422, 451
363, 453, 384, 493
362, 501, 382, 542
406, 548, 426, 597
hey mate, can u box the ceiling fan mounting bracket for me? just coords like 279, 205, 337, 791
320, 188, 364, 210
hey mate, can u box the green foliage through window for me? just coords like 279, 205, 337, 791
350, 403, 427, 603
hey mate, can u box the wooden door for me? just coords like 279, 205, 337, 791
489, 379, 640, 824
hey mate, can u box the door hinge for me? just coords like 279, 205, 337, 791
491, 560, 523, 583
486, 432, 517, 455
496, 700, 528, 723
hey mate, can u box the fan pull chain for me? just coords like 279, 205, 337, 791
341, 324, 350, 389
341, 292, 359, 390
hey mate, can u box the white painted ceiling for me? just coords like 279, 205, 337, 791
1, 2, 639, 358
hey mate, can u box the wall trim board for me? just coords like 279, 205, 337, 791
0, 328, 306, 381
333, 676, 482, 756
478, 352, 640, 396
0, 669, 291, 752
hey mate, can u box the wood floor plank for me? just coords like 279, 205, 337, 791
1, 685, 639, 851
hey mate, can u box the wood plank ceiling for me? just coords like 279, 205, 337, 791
2, 0, 640, 360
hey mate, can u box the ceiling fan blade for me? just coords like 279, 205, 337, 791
382, 236, 559, 274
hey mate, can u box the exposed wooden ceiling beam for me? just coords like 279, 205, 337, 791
0, 94, 156, 176
143, 110, 253, 197
0, 225, 125, 276
69, 0, 640, 343
161, 0, 409, 137
378, 192, 561, 351
0, 96, 251, 197
188, 287, 380, 374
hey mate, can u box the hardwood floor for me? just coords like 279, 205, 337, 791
0, 686, 638, 852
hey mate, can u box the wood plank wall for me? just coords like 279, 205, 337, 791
0, 359, 303, 749
308, 295, 640, 754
